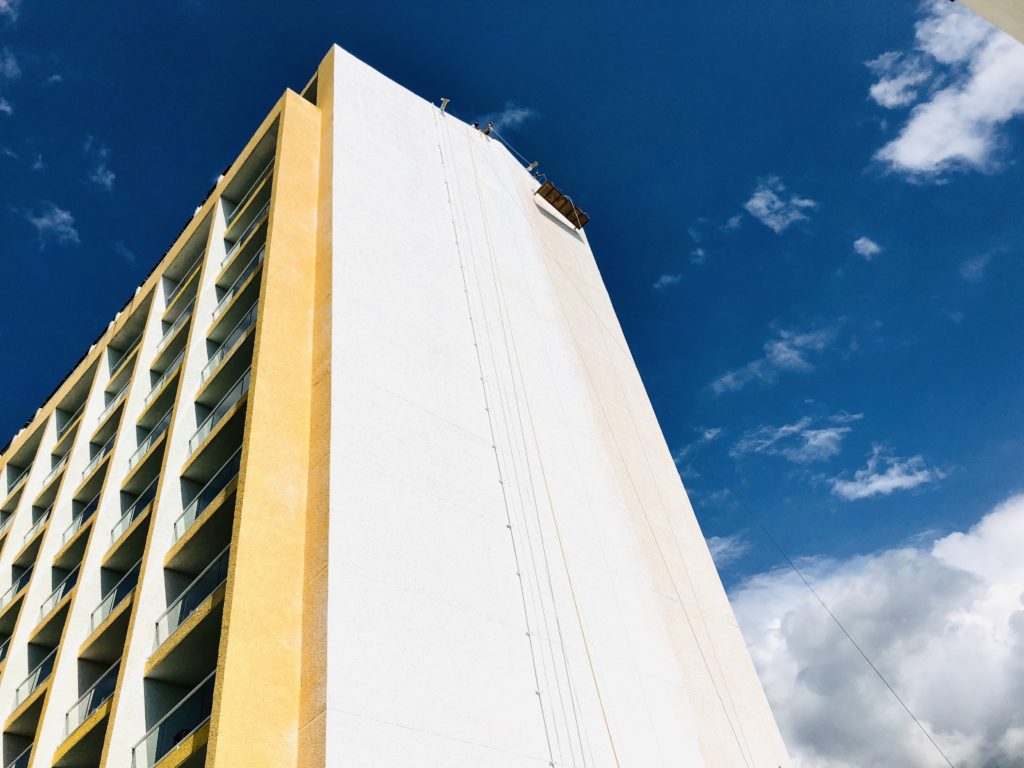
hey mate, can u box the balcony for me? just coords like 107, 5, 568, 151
40, 566, 79, 620
125, 410, 172, 486
0, 636, 9, 663
92, 561, 141, 633
4, 745, 30, 768
55, 401, 86, 442
80, 434, 115, 484
41, 454, 69, 491
154, 547, 229, 652
131, 672, 215, 768
19, 508, 51, 556
199, 304, 257, 392
80, 561, 140, 664
3, 466, 29, 508
187, 370, 250, 458
173, 450, 240, 545
153, 301, 194, 371
141, 351, 185, 425
66, 659, 120, 736
62, 491, 102, 547
225, 159, 272, 227
106, 479, 158, 571
209, 247, 264, 333
0, 569, 32, 622
12, 646, 56, 710
165, 258, 202, 315
221, 201, 268, 274
108, 333, 143, 380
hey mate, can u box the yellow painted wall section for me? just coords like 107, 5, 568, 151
205, 90, 321, 768
297, 46, 335, 768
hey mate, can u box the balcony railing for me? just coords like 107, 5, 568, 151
0, 569, 32, 612
97, 382, 130, 425
166, 258, 202, 307
0, 636, 9, 662
200, 305, 257, 382
63, 490, 102, 545
39, 566, 79, 618
155, 301, 194, 355
23, 508, 51, 545
211, 247, 264, 321
154, 547, 229, 647
131, 671, 215, 768
127, 410, 172, 470
225, 160, 273, 225
110, 477, 159, 544
81, 435, 116, 479
13, 647, 57, 707
4, 745, 30, 768
109, 334, 142, 374
144, 351, 185, 406
91, 560, 141, 631
188, 370, 250, 454
56, 402, 86, 439
6, 466, 29, 495
222, 202, 269, 268
173, 450, 240, 542
65, 659, 119, 735
42, 454, 69, 487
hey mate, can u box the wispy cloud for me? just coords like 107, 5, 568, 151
710, 327, 835, 395
45, 74, 63, 85
959, 253, 991, 282
732, 413, 860, 464
0, 97, 12, 115
743, 176, 817, 234
475, 101, 537, 134
723, 213, 744, 231
0, 0, 20, 21
114, 241, 136, 264
0, 47, 19, 79
852, 236, 883, 260
84, 136, 115, 190
871, 0, 1024, 179
652, 273, 682, 290
1, 146, 16, 160
830, 445, 943, 500
689, 247, 709, 265
22, 202, 80, 247
706, 533, 751, 568
30, 153, 43, 171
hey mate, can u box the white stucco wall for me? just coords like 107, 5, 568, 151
324, 46, 791, 768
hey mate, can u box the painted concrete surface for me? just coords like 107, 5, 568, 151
962, 0, 1024, 43
324, 45, 791, 768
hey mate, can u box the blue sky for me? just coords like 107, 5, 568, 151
2, 2, 1023, 764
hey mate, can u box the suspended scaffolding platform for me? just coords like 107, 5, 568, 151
535, 180, 590, 230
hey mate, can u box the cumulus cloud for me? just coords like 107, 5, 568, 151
872, 0, 1024, 179
960, 253, 991, 282
652, 273, 682, 290
475, 101, 537, 134
23, 203, 79, 247
84, 135, 115, 190
706, 533, 751, 568
853, 236, 883, 260
830, 446, 943, 500
743, 176, 818, 234
710, 327, 835, 395
732, 414, 859, 464
733, 493, 1024, 767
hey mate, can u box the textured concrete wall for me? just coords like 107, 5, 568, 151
962, 0, 1024, 44
323, 45, 790, 767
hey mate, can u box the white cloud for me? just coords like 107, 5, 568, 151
853, 236, 883, 260
872, 0, 1024, 179
0, 97, 12, 115
743, 176, 817, 234
711, 327, 835, 395
733, 493, 1024, 767
706, 533, 751, 568
84, 136, 115, 190
732, 414, 858, 464
0, 0, 19, 22
114, 241, 136, 264
1, 146, 16, 159
689, 247, 708, 265
30, 152, 43, 171
45, 74, 63, 85
960, 253, 991, 282
0, 47, 19, 79
24, 203, 80, 247
723, 213, 744, 231
652, 273, 682, 290
830, 446, 943, 500
475, 101, 537, 133
866, 51, 931, 108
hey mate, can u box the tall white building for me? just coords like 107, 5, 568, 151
0, 45, 791, 768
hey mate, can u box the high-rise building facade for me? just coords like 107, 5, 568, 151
0, 46, 791, 768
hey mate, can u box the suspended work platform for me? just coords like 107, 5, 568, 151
535, 180, 590, 229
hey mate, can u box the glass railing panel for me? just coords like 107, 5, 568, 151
109, 334, 142, 374
56, 402, 86, 438
154, 548, 229, 647
155, 301, 194, 354
13, 647, 56, 706
81, 434, 115, 479
39, 566, 79, 618
98, 382, 129, 425
172, 450, 240, 542
110, 477, 159, 544
63, 490, 102, 545
127, 410, 172, 470
200, 305, 257, 382
90, 560, 141, 631
225, 161, 273, 224
0, 568, 32, 611
6, 466, 29, 495
5, 745, 30, 768
42, 455, 69, 487
23, 508, 51, 544
166, 258, 202, 307
211, 247, 264, 320
144, 351, 185, 406
0, 637, 9, 662
65, 660, 119, 735
0, 516, 11, 537
222, 202, 269, 268
188, 370, 250, 454
131, 671, 215, 768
